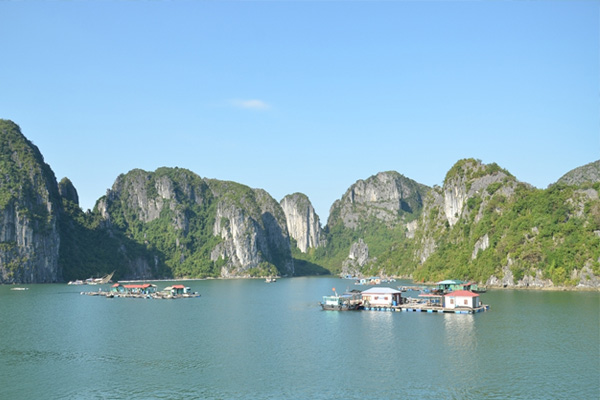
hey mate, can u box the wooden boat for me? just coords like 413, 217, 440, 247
86, 271, 115, 285
320, 289, 362, 311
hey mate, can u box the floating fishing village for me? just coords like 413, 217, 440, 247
73, 271, 488, 312
81, 282, 201, 299
320, 278, 490, 314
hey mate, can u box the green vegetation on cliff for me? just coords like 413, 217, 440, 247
102, 168, 224, 278
409, 183, 600, 284
0, 120, 64, 283
2, 120, 598, 287
0, 120, 59, 227
348, 160, 600, 287
58, 197, 152, 282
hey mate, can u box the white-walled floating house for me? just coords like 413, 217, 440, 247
361, 287, 402, 308
444, 290, 480, 309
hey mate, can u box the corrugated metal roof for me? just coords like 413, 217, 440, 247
361, 287, 402, 294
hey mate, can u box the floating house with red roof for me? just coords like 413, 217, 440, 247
110, 283, 157, 294
444, 290, 481, 310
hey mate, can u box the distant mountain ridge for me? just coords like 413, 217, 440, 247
0, 119, 598, 289
554, 160, 600, 187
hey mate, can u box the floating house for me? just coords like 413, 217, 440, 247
355, 276, 382, 285
436, 280, 486, 294
436, 280, 465, 293
444, 290, 480, 310
110, 283, 126, 293
123, 284, 157, 294
361, 287, 402, 308
162, 284, 191, 295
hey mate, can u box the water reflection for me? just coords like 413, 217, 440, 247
440, 314, 479, 394
443, 313, 477, 351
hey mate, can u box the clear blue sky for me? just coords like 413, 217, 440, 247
1, 1, 598, 221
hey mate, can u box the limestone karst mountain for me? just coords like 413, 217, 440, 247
0, 120, 62, 283
0, 119, 598, 288
96, 168, 294, 279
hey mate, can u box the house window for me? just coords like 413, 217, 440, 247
464, 299, 468, 305
450, 299, 454, 305
384, 297, 388, 300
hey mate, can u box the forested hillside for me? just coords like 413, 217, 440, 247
391, 160, 599, 287
1, 119, 598, 288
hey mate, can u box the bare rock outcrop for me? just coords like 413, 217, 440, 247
341, 238, 372, 277
328, 171, 429, 230
280, 193, 324, 253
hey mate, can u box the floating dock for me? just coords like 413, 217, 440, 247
362, 304, 490, 314
81, 291, 201, 299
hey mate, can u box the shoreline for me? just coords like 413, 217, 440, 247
342, 275, 600, 292
2, 276, 598, 292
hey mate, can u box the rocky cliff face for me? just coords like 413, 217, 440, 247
210, 184, 293, 277
413, 159, 520, 268
441, 160, 518, 227
97, 169, 293, 278
341, 238, 373, 277
555, 160, 600, 187
328, 171, 429, 229
280, 193, 324, 253
321, 171, 430, 278
405, 159, 600, 289
3, 119, 598, 288
0, 120, 62, 283
58, 177, 79, 206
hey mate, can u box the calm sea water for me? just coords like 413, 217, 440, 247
0, 277, 598, 400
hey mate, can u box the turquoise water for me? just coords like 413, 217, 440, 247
0, 278, 598, 399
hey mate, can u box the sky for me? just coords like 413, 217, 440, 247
1, 0, 598, 221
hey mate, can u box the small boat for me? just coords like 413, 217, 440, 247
10, 287, 29, 291
69, 271, 115, 286
265, 277, 277, 283
86, 271, 115, 285
320, 288, 362, 311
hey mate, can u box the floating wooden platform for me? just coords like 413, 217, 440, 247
362, 304, 490, 314
80, 291, 200, 299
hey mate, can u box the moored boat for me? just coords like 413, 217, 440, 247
320, 288, 362, 311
